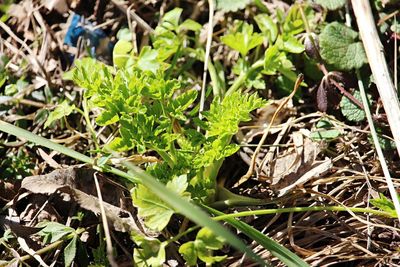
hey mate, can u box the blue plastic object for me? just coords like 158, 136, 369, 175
64, 13, 114, 59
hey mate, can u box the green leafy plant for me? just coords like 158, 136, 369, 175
223, 4, 308, 95
179, 227, 226, 266
68, 57, 265, 229
37, 222, 86, 267
0, 119, 309, 266
29, 6, 318, 267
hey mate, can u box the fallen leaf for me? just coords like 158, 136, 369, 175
265, 131, 332, 196
19, 167, 150, 235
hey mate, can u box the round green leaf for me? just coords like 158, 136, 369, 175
320, 22, 367, 70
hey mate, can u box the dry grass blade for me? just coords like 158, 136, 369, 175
198, 0, 215, 125
93, 172, 118, 267
351, 0, 400, 222
351, 0, 400, 157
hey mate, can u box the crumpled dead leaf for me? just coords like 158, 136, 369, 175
265, 131, 332, 196
18, 167, 149, 235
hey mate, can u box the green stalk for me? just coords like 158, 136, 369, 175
212, 206, 394, 220
156, 148, 176, 168
225, 59, 264, 96
212, 186, 276, 209
80, 99, 100, 150
208, 60, 223, 97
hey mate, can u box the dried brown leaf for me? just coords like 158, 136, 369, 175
20, 167, 147, 235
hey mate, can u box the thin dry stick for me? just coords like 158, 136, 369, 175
236, 74, 304, 186
351, 0, 400, 157
198, 0, 214, 126
111, 0, 154, 33
93, 172, 118, 267
395, 15, 398, 92
351, 0, 400, 222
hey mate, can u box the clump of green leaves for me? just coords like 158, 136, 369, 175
179, 227, 226, 266
37, 222, 87, 267
221, 4, 307, 94
0, 147, 34, 179
67, 56, 265, 232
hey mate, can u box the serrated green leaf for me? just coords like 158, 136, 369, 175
263, 45, 282, 75
113, 40, 133, 68
132, 234, 166, 267
37, 222, 75, 243
215, 0, 251, 12
179, 227, 227, 266
315, 0, 346, 10
196, 242, 227, 264
283, 4, 306, 35
340, 90, 369, 122
196, 227, 225, 250
64, 235, 77, 267
44, 100, 75, 128
254, 14, 278, 43
204, 91, 265, 137
131, 175, 191, 231
137, 46, 160, 73
221, 22, 263, 57
96, 109, 119, 126
162, 8, 182, 30
178, 19, 202, 32
279, 34, 305, 54
179, 242, 197, 266
320, 22, 367, 70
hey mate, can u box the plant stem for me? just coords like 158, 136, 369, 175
225, 59, 264, 96
167, 225, 200, 244
78, 100, 100, 150
212, 206, 394, 221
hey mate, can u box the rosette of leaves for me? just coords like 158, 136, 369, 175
69, 57, 265, 232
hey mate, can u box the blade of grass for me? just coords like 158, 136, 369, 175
0, 120, 267, 266
0, 120, 137, 184
204, 205, 309, 267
